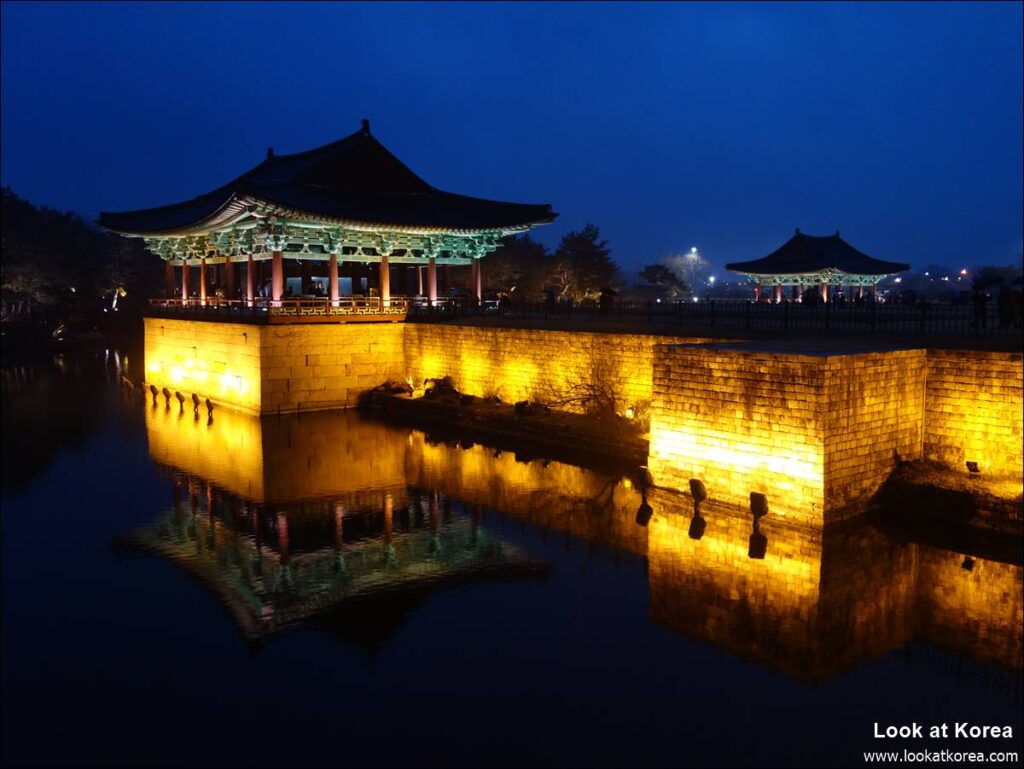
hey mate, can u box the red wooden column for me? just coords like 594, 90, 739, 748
379, 255, 390, 307
869, 283, 877, 301
427, 257, 437, 303
774, 284, 783, 303
200, 258, 208, 304
858, 285, 865, 300
472, 259, 482, 302
792, 284, 801, 301
224, 258, 235, 300
165, 261, 175, 298
271, 251, 284, 303
753, 282, 761, 301
821, 282, 830, 303
416, 265, 424, 297
246, 254, 255, 305
181, 261, 190, 303
328, 253, 339, 305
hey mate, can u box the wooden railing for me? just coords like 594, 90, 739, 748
147, 296, 411, 323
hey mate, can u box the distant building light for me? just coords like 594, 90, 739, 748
894, 277, 902, 283
960, 268, 968, 275
690, 247, 698, 254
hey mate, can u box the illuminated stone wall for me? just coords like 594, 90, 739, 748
144, 318, 406, 414
648, 345, 828, 525
260, 323, 405, 413
923, 350, 1023, 478
649, 346, 929, 525
823, 350, 926, 514
404, 325, 717, 413
144, 318, 263, 414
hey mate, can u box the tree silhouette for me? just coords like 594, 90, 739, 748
550, 223, 617, 301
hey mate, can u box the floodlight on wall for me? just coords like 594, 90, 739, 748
966, 461, 980, 475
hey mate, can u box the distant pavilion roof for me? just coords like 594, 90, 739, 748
99, 120, 556, 236
726, 230, 909, 278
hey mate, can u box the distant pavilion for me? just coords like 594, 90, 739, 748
99, 120, 555, 320
726, 230, 909, 302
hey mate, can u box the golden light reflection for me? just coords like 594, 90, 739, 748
143, 406, 1020, 680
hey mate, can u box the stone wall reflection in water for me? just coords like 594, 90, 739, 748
134, 406, 1022, 680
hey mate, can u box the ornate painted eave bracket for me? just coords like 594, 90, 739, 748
734, 269, 899, 286
132, 196, 531, 265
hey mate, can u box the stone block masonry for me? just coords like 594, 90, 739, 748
924, 350, 1023, 479
403, 324, 718, 413
648, 345, 830, 526
649, 343, 1018, 526
145, 319, 1021, 526
823, 350, 926, 514
144, 318, 405, 414
260, 323, 404, 413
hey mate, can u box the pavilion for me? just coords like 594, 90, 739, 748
99, 119, 555, 320
726, 229, 909, 303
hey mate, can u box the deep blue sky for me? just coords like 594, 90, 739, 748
2, 1, 1021, 276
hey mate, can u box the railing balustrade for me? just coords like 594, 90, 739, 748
406, 297, 1022, 337
146, 296, 411, 323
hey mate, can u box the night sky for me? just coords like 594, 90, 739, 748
1, 1, 1021, 276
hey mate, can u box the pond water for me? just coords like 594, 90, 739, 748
1, 346, 1021, 768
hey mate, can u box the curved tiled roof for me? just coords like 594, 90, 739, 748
99, 121, 556, 235
726, 230, 909, 276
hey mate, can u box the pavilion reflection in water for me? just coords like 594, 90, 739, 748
130, 405, 1022, 682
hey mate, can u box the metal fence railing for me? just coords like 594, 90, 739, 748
408, 298, 1023, 336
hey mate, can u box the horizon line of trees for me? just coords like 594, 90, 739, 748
2, 186, 162, 332
3, 186, 1021, 326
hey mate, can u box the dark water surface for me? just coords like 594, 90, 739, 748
2, 347, 1021, 768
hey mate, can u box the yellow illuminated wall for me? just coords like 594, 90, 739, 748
144, 318, 406, 415
260, 323, 405, 413
144, 318, 263, 414
404, 325, 719, 414
648, 345, 828, 525
924, 350, 1023, 479
649, 346, 933, 525
823, 350, 926, 513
